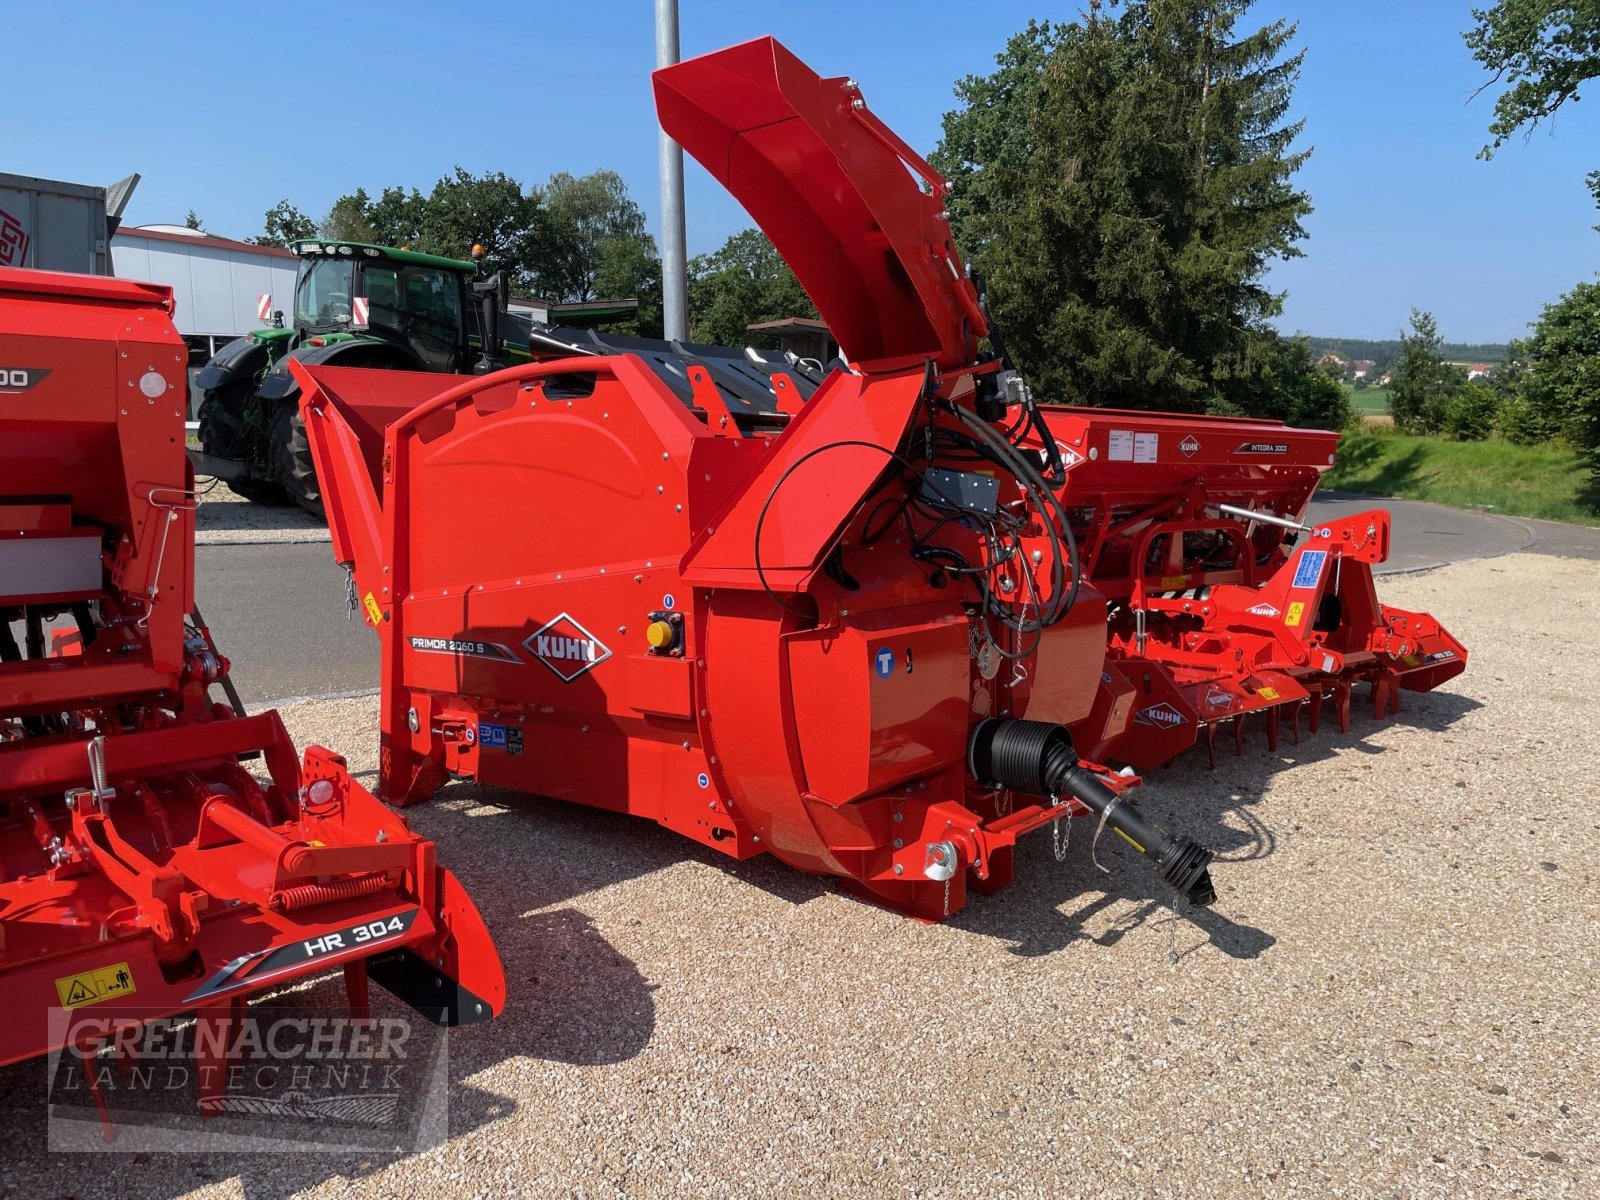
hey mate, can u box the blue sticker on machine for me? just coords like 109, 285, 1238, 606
480, 722, 507, 750
1292, 550, 1327, 590
874, 647, 895, 679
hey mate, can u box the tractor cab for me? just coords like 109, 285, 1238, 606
288, 240, 477, 373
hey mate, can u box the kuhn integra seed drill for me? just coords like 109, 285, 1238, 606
0, 268, 503, 1078
295, 37, 1466, 921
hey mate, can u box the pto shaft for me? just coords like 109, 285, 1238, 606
968, 718, 1217, 906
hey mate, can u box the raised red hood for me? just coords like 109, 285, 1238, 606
653, 36, 986, 374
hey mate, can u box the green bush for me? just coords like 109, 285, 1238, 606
1220, 337, 1353, 431
1495, 392, 1553, 446
1442, 380, 1502, 441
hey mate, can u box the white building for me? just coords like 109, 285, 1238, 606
112, 225, 298, 358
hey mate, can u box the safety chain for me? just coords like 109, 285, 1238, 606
343, 563, 358, 621
1051, 795, 1071, 861
1167, 892, 1191, 966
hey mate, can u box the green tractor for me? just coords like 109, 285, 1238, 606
192, 239, 515, 516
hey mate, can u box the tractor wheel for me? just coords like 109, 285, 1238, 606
268, 400, 324, 520
196, 382, 290, 506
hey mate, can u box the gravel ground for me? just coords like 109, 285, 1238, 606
195, 483, 329, 546
4, 552, 1597, 1198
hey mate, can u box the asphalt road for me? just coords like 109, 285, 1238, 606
196, 543, 376, 706
200, 496, 1599, 708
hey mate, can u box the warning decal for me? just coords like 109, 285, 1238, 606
362, 592, 383, 625
55, 962, 136, 1009
1284, 601, 1306, 627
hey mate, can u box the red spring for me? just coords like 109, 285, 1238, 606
272, 873, 390, 912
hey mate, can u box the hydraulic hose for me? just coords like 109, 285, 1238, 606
968, 718, 1216, 907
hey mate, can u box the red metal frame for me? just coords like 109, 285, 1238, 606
0, 267, 504, 1074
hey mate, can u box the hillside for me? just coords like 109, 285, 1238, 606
1292, 335, 1508, 372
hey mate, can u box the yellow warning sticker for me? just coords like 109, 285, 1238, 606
1161, 575, 1188, 590
55, 962, 136, 1009
1284, 601, 1306, 627
362, 592, 383, 626
1258, 687, 1280, 701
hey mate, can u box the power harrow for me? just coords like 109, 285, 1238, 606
0, 268, 503, 1086
288, 36, 1467, 924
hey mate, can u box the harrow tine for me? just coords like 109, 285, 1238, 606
1266, 705, 1280, 752
1288, 698, 1303, 746
345, 959, 372, 1024
1372, 672, 1401, 720
76, 1034, 116, 1144
1233, 712, 1247, 756
1334, 679, 1353, 734
1309, 691, 1324, 734
1205, 722, 1218, 770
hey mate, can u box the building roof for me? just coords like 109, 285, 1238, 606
118, 225, 294, 258
747, 317, 830, 334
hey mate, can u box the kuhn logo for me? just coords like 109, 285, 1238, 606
525, 613, 612, 683
1178, 435, 1200, 457
1134, 702, 1188, 729
1054, 440, 1085, 469
0, 368, 50, 394
407, 636, 518, 662
1247, 602, 1281, 618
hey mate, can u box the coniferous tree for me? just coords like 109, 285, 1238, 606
935, 1, 1317, 416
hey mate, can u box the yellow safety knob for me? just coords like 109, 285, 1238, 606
646, 620, 675, 649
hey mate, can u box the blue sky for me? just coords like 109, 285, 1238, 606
7, 2, 1595, 342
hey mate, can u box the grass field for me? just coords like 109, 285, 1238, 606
1327, 429, 1600, 525
1347, 383, 1390, 414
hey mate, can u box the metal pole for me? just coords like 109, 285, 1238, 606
656, 0, 689, 342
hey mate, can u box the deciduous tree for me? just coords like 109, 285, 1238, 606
1388, 310, 1467, 435
687, 230, 816, 347
1520, 278, 1600, 470
253, 200, 316, 248
1466, 1, 1600, 209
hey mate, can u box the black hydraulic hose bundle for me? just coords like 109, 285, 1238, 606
947, 401, 1081, 625
968, 718, 1217, 907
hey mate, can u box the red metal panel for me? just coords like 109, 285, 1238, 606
654, 37, 985, 373
786, 604, 969, 805
681, 369, 924, 589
